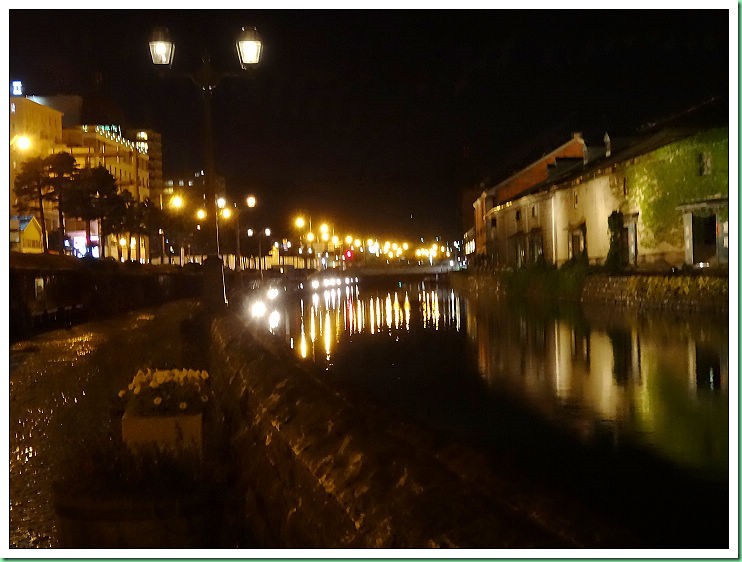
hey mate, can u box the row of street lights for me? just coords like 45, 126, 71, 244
165, 192, 271, 269
161, 191, 456, 272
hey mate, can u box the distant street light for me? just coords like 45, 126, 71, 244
236, 195, 257, 271
11, 134, 32, 152
248, 226, 271, 278
169, 194, 184, 210
218, 195, 257, 273
149, 24, 262, 306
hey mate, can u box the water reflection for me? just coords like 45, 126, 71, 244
255, 278, 727, 479
472, 301, 728, 477
270, 280, 462, 365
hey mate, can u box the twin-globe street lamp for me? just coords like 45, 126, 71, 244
247, 226, 272, 278
216, 194, 257, 270
149, 25, 262, 305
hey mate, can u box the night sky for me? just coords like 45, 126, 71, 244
9, 9, 731, 240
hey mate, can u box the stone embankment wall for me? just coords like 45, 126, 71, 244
581, 273, 728, 314
455, 270, 728, 314
208, 314, 603, 548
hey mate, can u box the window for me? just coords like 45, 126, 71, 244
531, 206, 537, 218
573, 190, 579, 208
490, 218, 497, 229
34, 277, 45, 300
515, 210, 521, 221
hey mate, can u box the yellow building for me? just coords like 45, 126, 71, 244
129, 128, 164, 204
9, 95, 66, 242
10, 91, 152, 261
10, 215, 44, 253
62, 124, 150, 261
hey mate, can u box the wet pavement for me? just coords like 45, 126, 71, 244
9, 300, 201, 549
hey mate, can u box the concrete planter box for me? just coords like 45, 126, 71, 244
122, 410, 203, 454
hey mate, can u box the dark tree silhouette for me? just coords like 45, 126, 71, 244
64, 166, 119, 256
14, 157, 50, 253
46, 152, 79, 253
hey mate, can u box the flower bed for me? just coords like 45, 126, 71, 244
118, 368, 210, 454
51, 367, 237, 547
119, 368, 210, 415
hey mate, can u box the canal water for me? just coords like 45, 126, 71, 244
246, 273, 731, 548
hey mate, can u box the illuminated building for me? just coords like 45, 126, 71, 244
10, 86, 154, 261
9, 92, 66, 247
474, 101, 728, 270
62, 124, 150, 261
128, 128, 164, 207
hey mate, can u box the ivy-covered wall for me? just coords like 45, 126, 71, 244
625, 127, 728, 249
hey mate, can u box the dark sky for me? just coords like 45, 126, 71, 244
9, 9, 730, 240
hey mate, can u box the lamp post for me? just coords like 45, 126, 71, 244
248, 227, 271, 279
236, 194, 257, 271
295, 215, 318, 270
149, 25, 262, 306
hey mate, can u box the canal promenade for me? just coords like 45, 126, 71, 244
9, 296, 635, 550
8, 285, 730, 550
9, 300, 205, 548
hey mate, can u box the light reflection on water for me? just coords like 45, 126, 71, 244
286, 283, 456, 364
254, 277, 728, 479
470, 301, 728, 477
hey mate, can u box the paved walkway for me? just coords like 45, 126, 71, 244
9, 300, 201, 549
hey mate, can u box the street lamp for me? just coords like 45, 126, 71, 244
217, 195, 258, 272
163, 193, 185, 264
236, 195, 257, 272
10, 134, 32, 152
236, 27, 263, 67
248, 227, 271, 279
149, 25, 262, 307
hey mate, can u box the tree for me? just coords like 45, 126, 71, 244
140, 202, 170, 264
64, 166, 119, 257
121, 197, 147, 262
14, 157, 50, 253
102, 190, 134, 260
46, 152, 79, 253
139, 199, 162, 264
160, 206, 195, 264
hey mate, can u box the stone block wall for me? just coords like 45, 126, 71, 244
581, 274, 728, 314
208, 314, 575, 548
